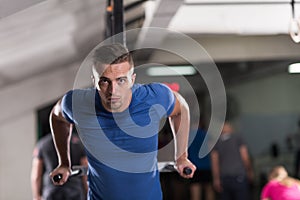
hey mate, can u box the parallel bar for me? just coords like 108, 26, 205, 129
113, 0, 126, 45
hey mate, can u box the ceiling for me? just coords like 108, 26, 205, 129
1, 0, 300, 90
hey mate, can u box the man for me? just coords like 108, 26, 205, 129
211, 121, 254, 200
31, 132, 88, 200
49, 43, 196, 200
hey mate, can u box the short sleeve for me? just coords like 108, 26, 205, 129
33, 140, 44, 159
32, 146, 42, 159
61, 90, 75, 123
212, 140, 221, 152
149, 83, 176, 116
236, 134, 246, 147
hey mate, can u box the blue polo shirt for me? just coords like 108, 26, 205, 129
61, 83, 175, 200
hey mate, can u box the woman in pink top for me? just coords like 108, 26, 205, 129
261, 166, 300, 200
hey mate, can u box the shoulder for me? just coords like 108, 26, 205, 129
261, 183, 271, 198
37, 134, 52, 146
133, 83, 173, 100
234, 133, 246, 144
63, 88, 96, 100
34, 134, 53, 156
62, 88, 96, 106
265, 180, 279, 188
61, 88, 96, 122
132, 83, 175, 115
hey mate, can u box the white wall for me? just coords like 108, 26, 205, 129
0, 111, 36, 199
228, 72, 300, 156
0, 62, 84, 200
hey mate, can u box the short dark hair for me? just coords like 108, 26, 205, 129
92, 43, 133, 66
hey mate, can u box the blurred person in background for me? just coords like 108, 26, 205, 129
31, 130, 88, 200
261, 165, 300, 200
211, 121, 254, 200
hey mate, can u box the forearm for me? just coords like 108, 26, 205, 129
31, 158, 43, 200
240, 146, 253, 179
50, 104, 72, 167
31, 178, 42, 200
80, 157, 89, 197
168, 92, 195, 178
211, 151, 220, 181
244, 160, 253, 176
169, 94, 190, 160
170, 115, 189, 161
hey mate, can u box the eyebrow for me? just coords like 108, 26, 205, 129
99, 76, 128, 81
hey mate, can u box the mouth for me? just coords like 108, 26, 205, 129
107, 96, 121, 103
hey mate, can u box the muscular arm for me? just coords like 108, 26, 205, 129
240, 145, 254, 182
49, 99, 73, 185
80, 156, 89, 199
31, 156, 43, 200
168, 92, 196, 178
211, 150, 222, 192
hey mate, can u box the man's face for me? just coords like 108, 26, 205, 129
221, 123, 233, 134
92, 61, 136, 112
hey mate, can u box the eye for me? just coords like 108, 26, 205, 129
118, 78, 127, 85
99, 78, 110, 86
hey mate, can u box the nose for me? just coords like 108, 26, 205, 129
108, 81, 118, 95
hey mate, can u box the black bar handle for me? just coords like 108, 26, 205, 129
183, 167, 192, 175
53, 174, 63, 183
52, 166, 86, 183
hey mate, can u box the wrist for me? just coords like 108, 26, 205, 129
33, 195, 42, 200
58, 163, 71, 173
59, 159, 71, 168
176, 151, 188, 162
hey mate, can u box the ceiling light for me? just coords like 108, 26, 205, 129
288, 63, 300, 73
146, 66, 197, 76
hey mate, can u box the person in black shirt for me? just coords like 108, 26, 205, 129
31, 132, 88, 200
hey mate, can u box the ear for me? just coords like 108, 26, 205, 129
131, 73, 136, 84
91, 75, 96, 88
